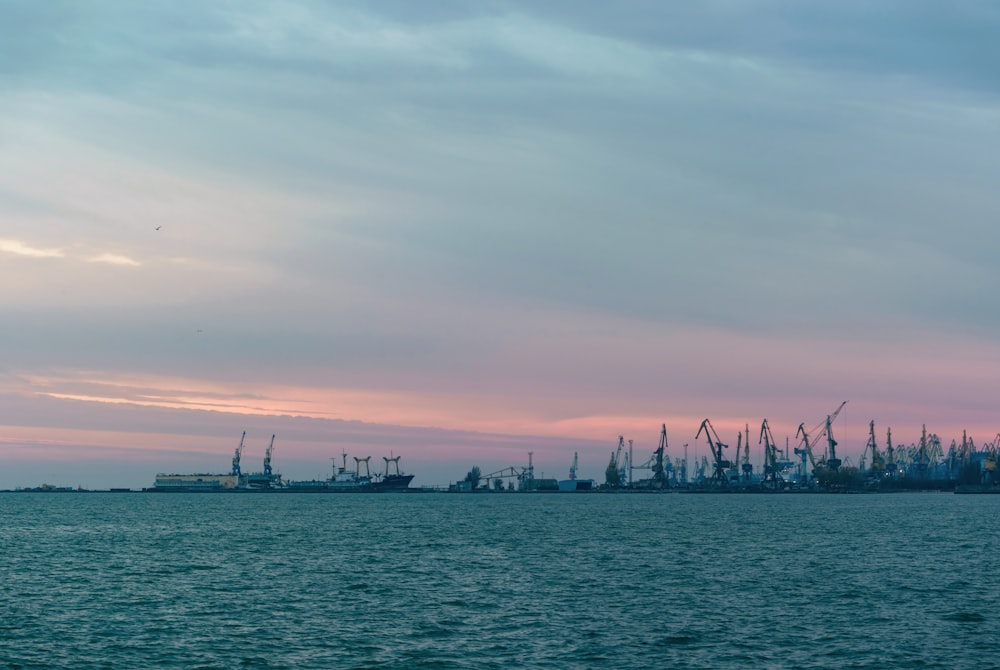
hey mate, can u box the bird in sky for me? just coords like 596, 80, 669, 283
155, 226, 161, 230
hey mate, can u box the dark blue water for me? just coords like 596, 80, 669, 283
1, 492, 997, 669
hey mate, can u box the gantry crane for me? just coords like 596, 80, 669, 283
232, 431, 246, 476
696, 418, 730, 486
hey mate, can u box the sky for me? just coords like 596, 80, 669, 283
2, 1, 999, 489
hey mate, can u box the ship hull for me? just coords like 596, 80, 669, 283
373, 474, 414, 491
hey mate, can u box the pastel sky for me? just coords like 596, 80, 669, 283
2, 1, 999, 489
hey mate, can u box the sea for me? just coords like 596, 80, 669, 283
1, 491, 997, 669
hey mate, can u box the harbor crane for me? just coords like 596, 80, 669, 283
860, 421, 883, 475
793, 423, 821, 481
652, 425, 670, 488
795, 401, 847, 474
947, 432, 968, 473
885, 427, 897, 476
696, 418, 730, 486
632, 425, 674, 488
263, 434, 275, 477
697, 455, 710, 483
232, 431, 246, 476
980, 435, 998, 483
825, 415, 842, 471
824, 401, 848, 471
568, 451, 580, 481
624, 440, 632, 486
916, 424, 930, 474
606, 436, 625, 487
958, 431, 975, 465
760, 419, 781, 489
733, 431, 742, 483
740, 423, 753, 482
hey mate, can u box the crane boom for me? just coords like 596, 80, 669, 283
829, 400, 848, 424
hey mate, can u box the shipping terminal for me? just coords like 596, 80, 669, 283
14, 399, 1000, 494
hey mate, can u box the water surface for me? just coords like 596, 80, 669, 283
1, 492, 995, 669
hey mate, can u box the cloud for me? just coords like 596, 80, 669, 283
86, 252, 140, 267
0, 239, 64, 258
1, 0, 999, 486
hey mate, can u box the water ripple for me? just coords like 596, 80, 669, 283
2, 492, 1000, 668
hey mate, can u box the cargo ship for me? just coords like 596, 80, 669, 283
286, 454, 415, 492
285, 453, 375, 491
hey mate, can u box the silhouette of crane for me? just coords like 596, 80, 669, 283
231, 431, 246, 476
696, 419, 730, 486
